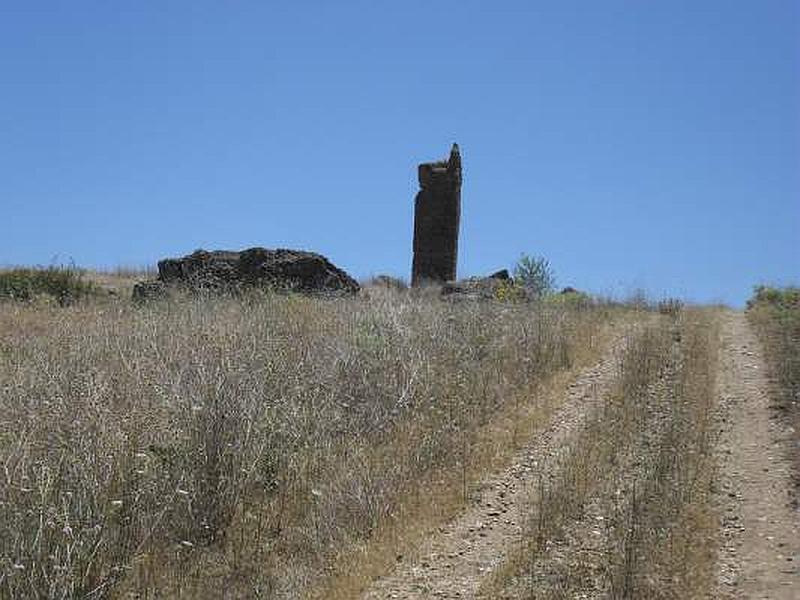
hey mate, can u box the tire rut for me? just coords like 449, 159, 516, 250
488, 322, 681, 599
361, 327, 633, 599
714, 311, 800, 599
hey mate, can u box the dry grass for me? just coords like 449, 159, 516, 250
0, 284, 616, 598
481, 308, 720, 599
84, 268, 157, 297
747, 286, 800, 495
605, 309, 719, 599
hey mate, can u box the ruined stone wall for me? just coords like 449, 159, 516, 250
412, 144, 462, 285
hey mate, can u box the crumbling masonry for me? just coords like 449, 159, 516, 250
412, 144, 462, 285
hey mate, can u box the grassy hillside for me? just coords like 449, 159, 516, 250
0, 282, 618, 598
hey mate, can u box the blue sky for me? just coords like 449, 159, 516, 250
2, 1, 798, 306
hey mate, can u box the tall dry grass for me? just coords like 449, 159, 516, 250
0, 286, 614, 598
605, 309, 719, 599
747, 286, 800, 405
747, 286, 800, 493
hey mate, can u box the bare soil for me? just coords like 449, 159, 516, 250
714, 311, 799, 599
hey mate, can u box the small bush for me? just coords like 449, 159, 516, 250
747, 284, 800, 310
0, 266, 98, 303
513, 254, 556, 298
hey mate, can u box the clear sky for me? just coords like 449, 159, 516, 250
2, 1, 798, 306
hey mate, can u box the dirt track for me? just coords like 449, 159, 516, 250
361, 312, 800, 599
361, 330, 627, 599
714, 312, 799, 599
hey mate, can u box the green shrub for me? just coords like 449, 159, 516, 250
747, 284, 800, 310
513, 254, 556, 298
0, 266, 97, 303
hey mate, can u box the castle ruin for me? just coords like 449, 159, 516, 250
411, 144, 462, 285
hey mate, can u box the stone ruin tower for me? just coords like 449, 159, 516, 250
412, 144, 462, 286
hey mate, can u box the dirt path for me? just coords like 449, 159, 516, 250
715, 311, 800, 599
361, 328, 628, 599
361, 312, 800, 599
